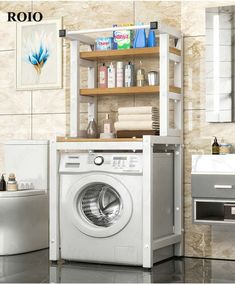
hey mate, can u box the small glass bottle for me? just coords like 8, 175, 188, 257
103, 114, 113, 134
0, 174, 6, 191
212, 137, 220, 155
136, 60, 145, 87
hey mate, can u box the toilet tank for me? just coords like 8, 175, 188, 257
4, 140, 48, 190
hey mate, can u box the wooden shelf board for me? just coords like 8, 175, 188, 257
80, 86, 181, 96
80, 46, 181, 61
57, 137, 143, 142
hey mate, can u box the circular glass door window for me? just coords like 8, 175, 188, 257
79, 183, 122, 227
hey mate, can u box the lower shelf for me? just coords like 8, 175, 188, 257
193, 199, 235, 225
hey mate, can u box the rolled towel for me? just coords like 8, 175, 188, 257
118, 106, 158, 115
114, 121, 159, 131
118, 114, 158, 122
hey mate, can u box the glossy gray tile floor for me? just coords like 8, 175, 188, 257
1, 249, 235, 283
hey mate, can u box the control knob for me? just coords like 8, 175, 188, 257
94, 156, 104, 166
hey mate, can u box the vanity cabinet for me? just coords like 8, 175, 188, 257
191, 155, 235, 225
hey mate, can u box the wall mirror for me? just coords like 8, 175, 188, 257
206, 6, 235, 122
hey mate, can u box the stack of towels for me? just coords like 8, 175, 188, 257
114, 106, 159, 133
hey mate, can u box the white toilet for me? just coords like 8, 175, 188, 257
0, 140, 49, 255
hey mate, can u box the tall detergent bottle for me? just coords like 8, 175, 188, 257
133, 22, 147, 48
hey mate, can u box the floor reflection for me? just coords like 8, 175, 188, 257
0, 249, 48, 283
50, 258, 184, 283
1, 249, 235, 283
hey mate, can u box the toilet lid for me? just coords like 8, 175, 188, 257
0, 189, 47, 198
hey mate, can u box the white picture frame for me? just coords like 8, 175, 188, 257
16, 18, 62, 90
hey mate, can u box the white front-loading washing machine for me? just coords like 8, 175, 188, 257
59, 152, 143, 266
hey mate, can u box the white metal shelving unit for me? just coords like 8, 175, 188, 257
49, 21, 184, 268
61, 22, 183, 138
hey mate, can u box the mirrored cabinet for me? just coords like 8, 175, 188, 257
206, 6, 235, 122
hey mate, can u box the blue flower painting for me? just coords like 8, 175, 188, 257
17, 19, 62, 90
27, 43, 50, 75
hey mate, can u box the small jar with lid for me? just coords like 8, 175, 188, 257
7, 173, 18, 191
220, 143, 232, 155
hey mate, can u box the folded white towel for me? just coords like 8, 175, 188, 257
118, 114, 159, 122
118, 106, 158, 115
114, 121, 159, 131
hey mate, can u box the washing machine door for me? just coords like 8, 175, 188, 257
65, 174, 133, 238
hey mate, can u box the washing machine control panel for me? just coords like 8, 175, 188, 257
88, 154, 142, 172
111, 155, 141, 172
60, 153, 142, 173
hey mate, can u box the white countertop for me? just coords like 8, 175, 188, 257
192, 154, 235, 174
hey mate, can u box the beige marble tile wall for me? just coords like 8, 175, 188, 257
0, 1, 180, 138
182, 0, 235, 260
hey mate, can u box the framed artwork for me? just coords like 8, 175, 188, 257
16, 18, 62, 90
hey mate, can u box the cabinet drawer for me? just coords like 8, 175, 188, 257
192, 174, 235, 198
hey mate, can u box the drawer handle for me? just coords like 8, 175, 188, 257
214, 185, 233, 189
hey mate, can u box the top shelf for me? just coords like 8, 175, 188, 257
80, 47, 181, 61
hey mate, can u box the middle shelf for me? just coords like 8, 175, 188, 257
80, 46, 181, 61
80, 86, 181, 96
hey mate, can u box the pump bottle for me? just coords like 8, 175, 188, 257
212, 137, 220, 155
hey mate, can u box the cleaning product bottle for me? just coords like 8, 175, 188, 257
124, 62, 134, 87
103, 113, 113, 134
0, 174, 6, 191
98, 63, 108, 88
108, 62, 116, 88
147, 30, 156, 47
116, 61, 124, 87
7, 173, 18, 191
212, 137, 220, 155
113, 24, 118, 50
133, 23, 147, 48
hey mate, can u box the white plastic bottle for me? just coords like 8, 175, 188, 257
108, 62, 116, 88
116, 61, 124, 87
125, 62, 134, 87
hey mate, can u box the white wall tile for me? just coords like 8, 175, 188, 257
206, 28, 232, 45
206, 78, 232, 94
206, 61, 232, 78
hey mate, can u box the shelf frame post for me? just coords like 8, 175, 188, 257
70, 40, 80, 137
49, 139, 60, 261
160, 33, 170, 137
87, 59, 97, 123
174, 144, 184, 256
142, 136, 153, 268
174, 36, 183, 142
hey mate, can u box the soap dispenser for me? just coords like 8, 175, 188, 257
100, 114, 115, 139
212, 137, 220, 155
0, 174, 6, 191
103, 113, 113, 134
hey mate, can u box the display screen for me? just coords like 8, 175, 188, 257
113, 157, 127, 160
